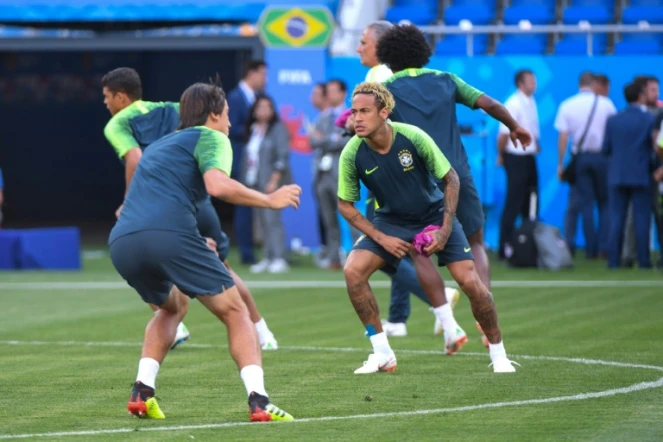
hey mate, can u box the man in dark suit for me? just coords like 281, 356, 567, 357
227, 60, 267, 264
603, 81, 654, 269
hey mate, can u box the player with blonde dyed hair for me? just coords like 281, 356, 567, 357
338, 82, 517, 374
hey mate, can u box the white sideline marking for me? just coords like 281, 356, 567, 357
2, 340, 663, 373
0, 377, 661, 440
0, 279, 661, 291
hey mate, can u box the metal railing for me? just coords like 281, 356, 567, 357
336, 23, 663, 56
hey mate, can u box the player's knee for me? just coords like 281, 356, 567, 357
343, 261, 367, 286
455, 266, 485, 296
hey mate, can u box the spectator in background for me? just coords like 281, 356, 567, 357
309, 82, 329, 258
497, 69, 540, 259
310, 79, 348, 270
227, 60, 267, 265
0, 167, 3, 227
592, 74, 610, 97
556, 72, 616, 258
623, 75, 663, 268
603, 81, 654, 269
243, 95, 292, 274
357, 20, 394, 83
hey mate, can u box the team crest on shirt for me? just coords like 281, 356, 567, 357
398, 150, 414, 171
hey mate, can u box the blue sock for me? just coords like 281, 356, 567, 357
365, 324, 377, 337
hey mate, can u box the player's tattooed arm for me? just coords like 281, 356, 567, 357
439, 167, 460, 242
338, 199, 383, 242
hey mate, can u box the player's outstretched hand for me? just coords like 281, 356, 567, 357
379, 235, 411, 259
424, 227, 451, 255
115, 204, 124, 219
268, 184, 302, 210
510, 126, 532, 149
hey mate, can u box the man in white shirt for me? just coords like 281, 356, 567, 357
497, 69, 540, 259
357, 20, 394, 84
555, 72, 617, 259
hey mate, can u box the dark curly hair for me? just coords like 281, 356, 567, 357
376, 24, 432, 73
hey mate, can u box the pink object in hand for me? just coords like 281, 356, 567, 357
413, 225, 441, 257
334, 108, 353, 129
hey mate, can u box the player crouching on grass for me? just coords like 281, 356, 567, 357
337, 82, 519, 374
109, 81, 299, 422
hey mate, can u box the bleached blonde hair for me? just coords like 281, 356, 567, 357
352, 82, 395, 113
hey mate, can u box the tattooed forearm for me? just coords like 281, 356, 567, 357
441, 167, 460, 236
338, 199, 383, 242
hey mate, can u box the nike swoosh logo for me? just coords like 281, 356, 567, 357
365, 166, 379, 175
464, 247, 471, 253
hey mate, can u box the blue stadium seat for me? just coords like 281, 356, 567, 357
452, 0, 497, 6
614, 36, 661, 54
385, 6, 436, 25
435, 35, 488, 55
630, 0, 661, 6
503, 5, 554, 25
443, 6, 494, 25
510, 0, 555, 6
554, 33, 607, 54
562, 6, 612, 25
496, 35, 547, 54
570, 0, 614, 10
622, 6, 663, 25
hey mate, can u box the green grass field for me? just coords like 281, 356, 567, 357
1, 251, 662, 441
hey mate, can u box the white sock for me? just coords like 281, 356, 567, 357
369, 332, 392, 356
432, 303, 459, 333
489, 341, 507, 362
136, 358, 160, 389
254, 318, 272, 342
240, 365, 268, 397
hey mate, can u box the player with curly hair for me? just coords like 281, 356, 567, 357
337, 82, 518, 374
376, 24, 532, 349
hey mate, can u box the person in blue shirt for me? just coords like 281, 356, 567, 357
338, 82, 517, 374
109, 81, 300, 422
376, 24, 531, 347
102, 67, 279, 351
603, 81, 655, 269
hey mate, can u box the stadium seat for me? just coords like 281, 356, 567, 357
622, 6, 663, 25
510, 0, 555, 6
496, 35, 547, 54
562, 6, 612, 25
554, 33, 607, 54
385, 6, 436, 25
630, 0, 661, 6
388, 0, 438, 24
452, 0, 497, 6
570, 0, 614, 10
614, 34, 662, 54
435, 35, 488, 55
443, 6, 494, 25
503, 6, 554, 25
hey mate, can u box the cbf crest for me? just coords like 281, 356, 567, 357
398, 150, 414, 171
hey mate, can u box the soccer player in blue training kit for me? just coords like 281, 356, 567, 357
109, 82, 301, 421
102, 67, 278, 350
338, 83, 518, 374
358, 20, 461, 338
376, 24, 532, 347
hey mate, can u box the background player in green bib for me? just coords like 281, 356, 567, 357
376, 25, 532, 346
338, 83, 517, 374
102, 68, 279, 350
109, 82, 300, 421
